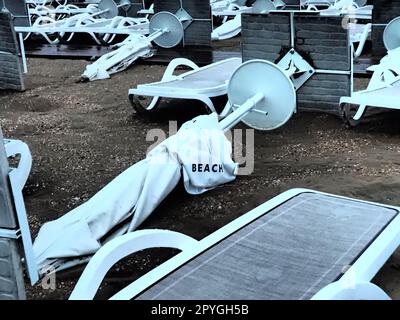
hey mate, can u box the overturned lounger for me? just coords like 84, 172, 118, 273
1, 137, 37, 285
70, 188, 399, 300
340, 77, 400, 124
341, 78, 400, 109
340, 18, 400, 125
129, 57, 243, 117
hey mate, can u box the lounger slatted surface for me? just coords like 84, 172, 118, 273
341, 80, 400, 110
129, 57, 243, 115
138, 58, 242, 93
135, 193, 398, 300
159, 64, 237, 90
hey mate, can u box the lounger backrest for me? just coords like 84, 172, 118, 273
143, 58, 243, 90
134, 193, 398, 300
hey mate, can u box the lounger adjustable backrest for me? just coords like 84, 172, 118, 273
139, 58, 243, 92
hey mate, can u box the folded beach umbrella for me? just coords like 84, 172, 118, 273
33, 113, 238, 271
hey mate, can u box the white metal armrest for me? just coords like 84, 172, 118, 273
69, 229, 198, 300
4, 139, 32, 191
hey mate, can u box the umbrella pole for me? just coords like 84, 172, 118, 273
219, 59, 297, 131
219, 92, 265, 131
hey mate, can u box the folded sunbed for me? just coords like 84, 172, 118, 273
70, 188, 399, 300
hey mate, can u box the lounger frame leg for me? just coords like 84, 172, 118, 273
340, 103, 367, 126
69, 230, 198, 300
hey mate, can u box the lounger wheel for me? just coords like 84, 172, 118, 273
129, 94, 161, 118
340, 103, 365, 127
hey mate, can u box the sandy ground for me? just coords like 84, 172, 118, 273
1, 41, 400, 300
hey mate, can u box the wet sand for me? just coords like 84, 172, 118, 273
1, 45, 400, 299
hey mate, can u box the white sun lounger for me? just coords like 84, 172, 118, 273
340, 77, 400, 123
128, 57, 243, 117
340, 40, 400, 125
70, 188, 400, 300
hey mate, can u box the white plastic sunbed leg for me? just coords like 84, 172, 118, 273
352, 105, 367, 121
312, 281, 391, 300
69, 230, 198, 300
219, 101, 233, 119
212, 14, 242, 41
145, 58, 201, 111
